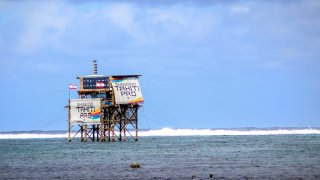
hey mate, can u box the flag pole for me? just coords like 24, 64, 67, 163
68, 85, 71, 142
69, 85, 71, 100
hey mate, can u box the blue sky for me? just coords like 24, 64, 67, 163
0, 0, 319, 131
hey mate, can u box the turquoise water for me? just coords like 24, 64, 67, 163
0, 135, 320, 179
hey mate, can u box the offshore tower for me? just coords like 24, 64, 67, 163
68, 60, 143, 142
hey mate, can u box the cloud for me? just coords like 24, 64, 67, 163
16, 2, 74, 53
147, 7, 216, 39
103, 3, 135, 32
229, 5, 250, 14
66, 0, 230, 6
25, 2, 218, 54
2, 0, 320, 72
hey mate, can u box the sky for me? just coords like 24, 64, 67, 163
0, 0, 320, 131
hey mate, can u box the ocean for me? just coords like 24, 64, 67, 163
0, 128, 320, 179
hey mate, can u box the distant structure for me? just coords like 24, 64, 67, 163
68, 60, 144, 142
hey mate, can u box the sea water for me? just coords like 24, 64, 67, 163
0, 129, 320, 179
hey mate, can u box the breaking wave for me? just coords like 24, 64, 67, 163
0, 128, 320, 139
0, 133, 68, 139
139, 128, 320, 136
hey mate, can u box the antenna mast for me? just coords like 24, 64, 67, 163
93, 60, 97, 75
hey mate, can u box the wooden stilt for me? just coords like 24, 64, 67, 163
80, 125, 84, 141
92, 125, 95, 141
83, 125, 87, 142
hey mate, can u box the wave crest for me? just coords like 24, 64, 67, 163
1, 128, 320, 139
139, 128, 320, 136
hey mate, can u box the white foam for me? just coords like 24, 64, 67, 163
0, 128, 320, 139
139, 128, 320, 136
0, 133, 69, 139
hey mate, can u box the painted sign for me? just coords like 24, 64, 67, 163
70, 98, 101, 124
111, 77, 144, 104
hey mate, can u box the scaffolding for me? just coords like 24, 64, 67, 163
68, 61, 143, 142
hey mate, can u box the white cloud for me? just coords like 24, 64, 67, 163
130, 6, 217, 46
7, 1, 220, 55
229, 6, 250, 14
103, 3, 135, 32
6, 0, 319, 68
16, 2, 74, 53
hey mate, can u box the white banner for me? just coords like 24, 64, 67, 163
70, 98, 101, 124
111, 77, 144, 104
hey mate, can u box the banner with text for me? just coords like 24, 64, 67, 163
111, 77, 144, 104
70, 98, 101, 124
